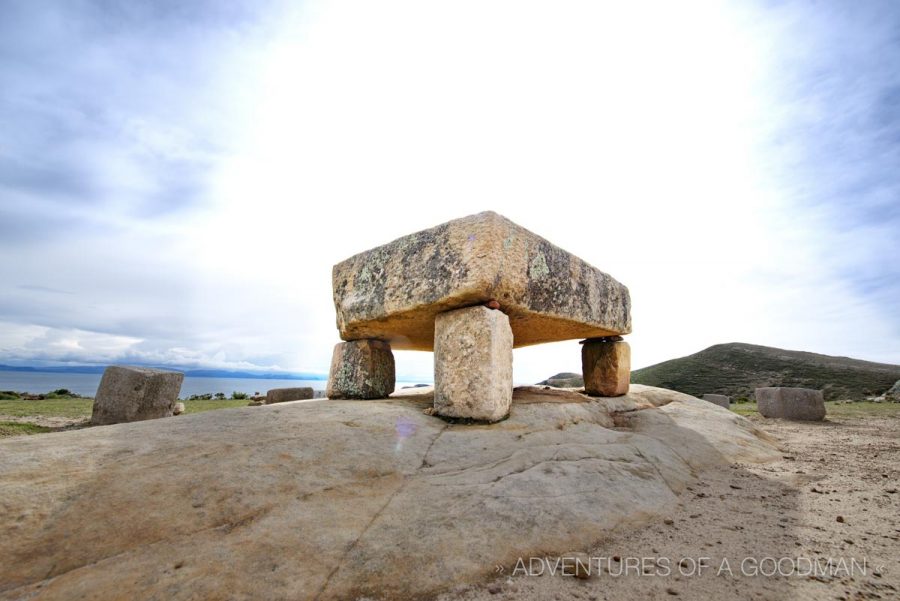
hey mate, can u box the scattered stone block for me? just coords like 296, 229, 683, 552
434, 305, 513, 422
702, 394, 731, 409
265, 387, 314, 404
173, 402, 186, 415
327, 339, 395, 400
91, 366, 184, 426
332, 211, 631, 350
581, 338, 630, 397
755, 387, 825, 421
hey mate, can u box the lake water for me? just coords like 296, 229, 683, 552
0, 370, 428, 399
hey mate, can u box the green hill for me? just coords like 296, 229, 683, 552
630, 343, 900, 401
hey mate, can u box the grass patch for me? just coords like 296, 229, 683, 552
730, 401, 900, 418
823, 401, 900, 417
0, 397, 252, 422
0, 421, 54, 437
0, 398, 94, 419
731, 402, 758, 417
182, 399, 250, 414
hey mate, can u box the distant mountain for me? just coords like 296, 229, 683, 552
0, 364, 327, 381
0, 364, 107, 374
536, 372, 584, 388
630, 343, 900, 401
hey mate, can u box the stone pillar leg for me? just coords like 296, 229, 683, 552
581, 336, 630, 397
326, 339, 395, 399
433, 305, 513, 422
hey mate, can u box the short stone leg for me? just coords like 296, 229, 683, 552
433, 305, 513, 422
327, 340, 396, 399
581, 336, 630, 397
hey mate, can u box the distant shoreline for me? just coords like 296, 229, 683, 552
0, 364, 327, 380
0, 370, 425, 398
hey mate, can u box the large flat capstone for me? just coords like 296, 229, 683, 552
332, 211, 631, 350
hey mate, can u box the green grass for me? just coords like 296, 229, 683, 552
730, 401, 758, 417
0, 398, 252, 419
182, 399, 251, 414
730, 401, 900, 418
0, 398, 94, 419
821, 401, 900, 417
0, 421, 54, 436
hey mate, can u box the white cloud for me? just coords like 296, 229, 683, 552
1, 0, 898, 381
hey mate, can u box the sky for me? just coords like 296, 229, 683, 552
1, 0, 898, 382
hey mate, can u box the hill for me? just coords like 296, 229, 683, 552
536, 372, 584, 387
630, 343, 900, 401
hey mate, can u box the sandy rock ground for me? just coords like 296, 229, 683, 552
0, 386, 775, 601
2, 392, 896, 600
0, 415, 88, 429
441, 412, 900, 601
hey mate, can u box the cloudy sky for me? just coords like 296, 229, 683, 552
1, 0, 898, 382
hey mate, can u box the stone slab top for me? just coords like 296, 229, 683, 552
332, 211, 631, 350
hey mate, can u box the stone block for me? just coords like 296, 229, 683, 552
91, 366, 184, 425
332, 211, 630, 350
702, 394, 731, 408
756, 387, 825, 421
433, 305, 513, 422
326, 340, 396, 400
266, 387, 314, 404
581, 338, 630, 397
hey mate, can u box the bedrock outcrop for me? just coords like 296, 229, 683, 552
0, 385, 777, 601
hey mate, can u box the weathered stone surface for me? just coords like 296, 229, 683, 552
756, 387, 826, 421
582, 338, 630, 397
326, 339, 395, 399
90, 366, 184, 426
434, 306, 513, 422
265, 387, 314, 404
173, 402, 186, 415
332, 211, 631, 350
702, 394, 731, 408
0, 385, 777, 601
564, 552, 594, 579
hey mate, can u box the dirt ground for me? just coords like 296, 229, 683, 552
439, 411, 900, 601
